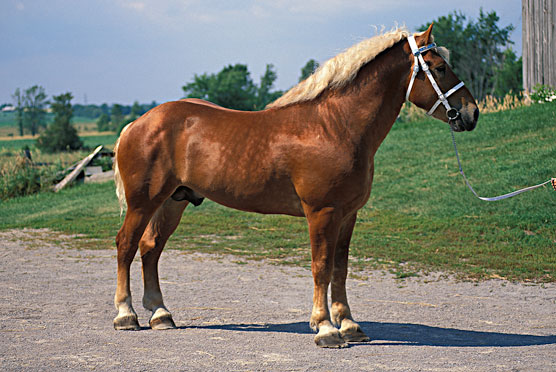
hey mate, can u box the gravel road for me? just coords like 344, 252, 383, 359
1, 229, 555, 371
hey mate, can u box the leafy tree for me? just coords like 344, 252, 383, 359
36, 93, 83, 153
419, 9, 515, 99
110, 104, 125, 131
100, 103, 110, 115
256, 64, 283, 110
96, 113, 111, 131
183, 72, 213, 101
299, 59, 319, 82
11, 88, 25, 136
23, 85, 48, 136
72, 104, 104, 119
130, 101, 142, 117
183, 63, 281, 110
492, 48, 522, 97
126, 100, 143, 124
209, 64, 257, 109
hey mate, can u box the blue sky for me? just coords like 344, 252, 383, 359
1, 0, 521, 105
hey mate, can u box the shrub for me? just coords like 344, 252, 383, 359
530, 84, 556, 104
0, 156, 63, 200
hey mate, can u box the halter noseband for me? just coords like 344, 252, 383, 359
405, 35, 465, 121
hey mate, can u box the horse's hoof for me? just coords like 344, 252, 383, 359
314, 328, 348, 348
113, 314, 140, 331
150, 312, 176, 330
340, 325, 370, 343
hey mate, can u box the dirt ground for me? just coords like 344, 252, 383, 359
1, 228, 555, 371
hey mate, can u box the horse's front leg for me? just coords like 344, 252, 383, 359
331, 212, 370, 342
305, 206, 347, 348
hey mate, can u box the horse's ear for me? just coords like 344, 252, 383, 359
418, 23, 434, 45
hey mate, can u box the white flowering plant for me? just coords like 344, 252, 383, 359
530, 84, 556, 103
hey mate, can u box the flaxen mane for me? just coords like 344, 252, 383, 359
267, 27, 450, 109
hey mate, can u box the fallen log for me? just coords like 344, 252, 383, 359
52, 145, 103, 192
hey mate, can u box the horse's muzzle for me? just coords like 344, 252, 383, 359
450, 106, 478, 132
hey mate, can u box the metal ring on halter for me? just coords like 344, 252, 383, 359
446, 108, 460, 121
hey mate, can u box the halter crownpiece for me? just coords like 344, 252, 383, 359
405, 35, 465, 121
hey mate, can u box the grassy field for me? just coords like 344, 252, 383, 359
0, 133, 117, 156
0, 111, 98, 137
0, 104, 554, 281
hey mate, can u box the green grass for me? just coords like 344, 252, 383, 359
0, 112, 94, 128
0, 134, 117, 151
0, 138, 36, 150
0, 111, 102, 138
0, 104, 554, 281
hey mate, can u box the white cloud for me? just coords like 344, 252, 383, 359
122, 2, 146, 12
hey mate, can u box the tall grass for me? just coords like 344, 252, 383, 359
0, 156, 64, 200
478, 92, 530, 113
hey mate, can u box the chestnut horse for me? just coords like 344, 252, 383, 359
112, 24, 479, 348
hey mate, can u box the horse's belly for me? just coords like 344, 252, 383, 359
199, 183, 305, 217
182, 137, 304, 215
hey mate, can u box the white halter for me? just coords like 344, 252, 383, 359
405, 35, 465, 120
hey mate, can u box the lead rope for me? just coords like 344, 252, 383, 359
449, 127, 555, 201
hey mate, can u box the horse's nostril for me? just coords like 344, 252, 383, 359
473, 108, 479, 122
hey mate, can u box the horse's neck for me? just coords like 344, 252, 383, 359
322, 42, 411, 154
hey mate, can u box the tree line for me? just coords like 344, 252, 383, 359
7, 87, 158, 137
9, 88, 83, 153
7, 9, 520, 153
418, 9, 521, 100
181, 60, 318, 111
183, 9, 520, 110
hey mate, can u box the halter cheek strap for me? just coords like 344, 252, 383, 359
405, 35, 464, 120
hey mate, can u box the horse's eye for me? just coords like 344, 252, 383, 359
435, 65, 446, 74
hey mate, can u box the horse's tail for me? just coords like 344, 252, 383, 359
113, 122, 133, 217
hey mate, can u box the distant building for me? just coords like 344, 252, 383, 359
1, 105, 15, 112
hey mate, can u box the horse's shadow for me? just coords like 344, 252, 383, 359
186, 321, 556, 347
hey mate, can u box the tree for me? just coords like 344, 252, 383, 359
210, 64, 257, 110
183, 63, 282, 110
23, 85, 48, 136
36, 92, 83, 153
130, 101, 142, 118
110, 104, 124, 131
492, 48, 522, 97
96, 113, 111, 131
256, 64, 283, 110
299, 59, 319, 82
419, 9, 515, 100
100, 103, 110, 115
11, 88, 25, 136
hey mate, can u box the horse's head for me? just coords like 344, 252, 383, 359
405, 24, 478, 132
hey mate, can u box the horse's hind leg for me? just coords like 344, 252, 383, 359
330, 213, 370, 342
114, 207, 156, 330
139, 198, 189, 330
